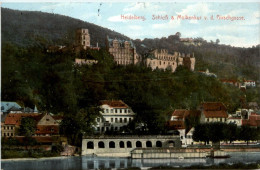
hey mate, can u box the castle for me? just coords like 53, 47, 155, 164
145, 49, 195, 72
75, 28, 90, 49
105, 36, 140, 65
75, 28, 195, 72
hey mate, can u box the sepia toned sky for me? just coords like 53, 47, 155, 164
1, 2, 260, 47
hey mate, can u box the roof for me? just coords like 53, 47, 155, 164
242, 114, 260, 127
4, 113, 42, 125
1, 102, 22, 112
201, 102, 227, 111
100, 100, 129, 108
203, 111, 228, 118
106, 36, 135, 48
171, 109, 201, 118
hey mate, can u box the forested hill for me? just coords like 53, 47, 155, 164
1, 8, 130, 47
2, 7, 260, 81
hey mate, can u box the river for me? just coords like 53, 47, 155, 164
1, 152, 260, 170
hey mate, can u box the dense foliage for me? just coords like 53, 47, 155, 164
2, 42, 247, 143
193, 123, 260, 145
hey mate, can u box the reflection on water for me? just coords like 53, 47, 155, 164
2, 152, 260, 170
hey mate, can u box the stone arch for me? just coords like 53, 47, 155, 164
146, 141, 152, 147
119, 141, 125, 148
109, 141, 115, 148
98, 141, 105, 148
87, 141, 94, 149
168, 140, 175, 147
127, 141, 132, 148
156, 141, 162, 147
136, 141, 142, 148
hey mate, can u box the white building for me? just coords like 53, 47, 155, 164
243, 80, 256, 87
95, 100, 135, 133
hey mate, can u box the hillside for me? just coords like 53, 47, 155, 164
2, 7, 260, 81
1, 8, 130, 47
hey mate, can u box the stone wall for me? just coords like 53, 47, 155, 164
82, 135, 181, 157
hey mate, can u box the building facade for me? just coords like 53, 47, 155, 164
166, 109, 200, 147
145, 49, 195, 72
106, 36, 139, 65
1, 113, 60, 137
75, 28, 91, 49
96, 100, 135, 133
199, 102, 228, 123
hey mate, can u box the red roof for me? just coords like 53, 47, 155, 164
36, 125, 59, 135
4, 113, 42, 126
242, 114, 260, 127
171, 110, 201, 119
100, 100, 129, 108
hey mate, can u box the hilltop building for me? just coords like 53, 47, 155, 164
75, 28, 91, 49
95, 100, 135, 133
145, 49, 195, 72
106, 36, 140, 65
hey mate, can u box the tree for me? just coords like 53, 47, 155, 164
193, 124, 210, 145
19, 117, 36, 137
238, 125, 258, 145
60, 107, 100, 146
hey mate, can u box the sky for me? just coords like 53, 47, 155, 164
1, 2, 260, 47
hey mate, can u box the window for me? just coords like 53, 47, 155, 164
120, 118, 122, 123
120, 109, 122, 113
98, 141, 105, 148
87, 142, 94, 149
156, 141, 162, 147
119, 141, 125, 148
109, 141, 115, 148
106, 109, 109, 113
4, 127, 5, 130
115, 118, 118, 123
106, 127, 109, 131
127, 141, 132, 148
111, 109, 113, 113
46, 119, 49, 121
97, 127, 100, 131
111, 118, 113, 122
136, 141, 142, 148
146, 141, 152, 147
115, 109, 118, 113
129, 118, 132, 122
124, 118, 127, 123
101, 127, 104, 132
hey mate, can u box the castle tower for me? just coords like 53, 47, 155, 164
75, 28, 90, 49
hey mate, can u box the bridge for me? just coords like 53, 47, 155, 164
82, 135, 181, 157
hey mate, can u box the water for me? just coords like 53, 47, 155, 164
2, 152, 260, 170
